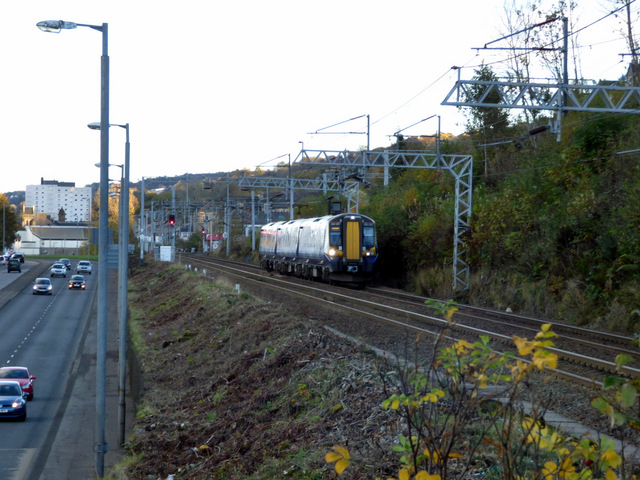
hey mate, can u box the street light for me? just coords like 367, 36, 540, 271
38, 19, 110, 477
89, 122, 130, 448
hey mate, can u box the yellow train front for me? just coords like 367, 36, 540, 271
259, 213, 378, 285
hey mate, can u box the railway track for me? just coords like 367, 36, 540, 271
177, 253, 640, 389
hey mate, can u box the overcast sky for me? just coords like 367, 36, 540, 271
0, 0, 635, 194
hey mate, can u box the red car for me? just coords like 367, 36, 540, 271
0, 367, 36, 400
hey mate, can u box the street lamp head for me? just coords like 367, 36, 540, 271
88, 121, 128, 131
36, 20, 78, 33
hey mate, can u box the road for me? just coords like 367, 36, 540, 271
0, 260, 96, 479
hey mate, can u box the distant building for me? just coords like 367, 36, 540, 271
15, 225, 96, 256
25, 178, 92, 223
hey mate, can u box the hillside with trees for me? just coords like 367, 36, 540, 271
363, 102, 640, 333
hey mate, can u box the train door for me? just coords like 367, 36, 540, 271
344, 217, 362, 265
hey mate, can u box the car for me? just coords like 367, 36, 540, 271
59, 258, 72, 270
76, 260, 92, 274
0, 367, 36, 401
0, 255, 8, 266
7, 258, 21, 273
33, 278, 53, 295
0, 381, 27, 421
50, 263, 67, 277
10, 252, 24, 263
68, 275, 86, 290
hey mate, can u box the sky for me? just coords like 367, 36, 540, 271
0, 0, 636, 194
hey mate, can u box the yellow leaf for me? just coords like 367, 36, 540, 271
542, 461, 558, 477
476, 373, 488, 389
602, 450, 622, 468
532, 353, 557, 370
332, 445, 350, 460
513, 336, 534, 356
605, 468, 617, 480
198, 445, 210, 450
448, 452, 462, 458
335, 459, 350, 475
325, 452, 341, 463
541, 323, 552, 332
399, 468, 410, 480
415, 471, 442, 480
544, 354, 558, 369
392, 399, 400, 410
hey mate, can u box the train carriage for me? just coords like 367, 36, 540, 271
259, 213, 378, 285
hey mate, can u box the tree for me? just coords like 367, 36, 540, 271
609, 0, 640, 85
91, 187, 140, 244
0, 194, 21, 251
463, 64, 511, 134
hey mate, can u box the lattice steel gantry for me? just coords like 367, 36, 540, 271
295, 149, 473, 292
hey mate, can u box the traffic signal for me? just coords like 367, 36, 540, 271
201, 227, 206, 235
169, 214, 175, 226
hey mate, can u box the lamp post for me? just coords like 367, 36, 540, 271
140, 177, 145, 263
37, 19, 110, 477
89, 122, 130, 448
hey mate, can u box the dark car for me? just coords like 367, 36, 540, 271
10, 253, 24, 263
68, 275, 86, 290
33, 278, 53, 295
59, 258, 72, 270
0, 381, 27, 421
0, 367, 36, 401
7, 258, 21, 273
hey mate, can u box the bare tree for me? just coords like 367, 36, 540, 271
608, 0, 640, 84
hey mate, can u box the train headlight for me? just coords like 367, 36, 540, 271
328, 248, 342, 257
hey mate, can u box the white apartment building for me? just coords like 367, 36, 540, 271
25, 178, 93, 223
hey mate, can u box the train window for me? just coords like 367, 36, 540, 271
329, 225, 342, 246
363, 226, 375, 247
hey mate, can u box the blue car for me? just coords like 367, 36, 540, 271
0, 381, 27, 421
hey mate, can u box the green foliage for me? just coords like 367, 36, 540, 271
0, 194, 20, 249
463, 64, 511, 134
591, 351, 640, 431
326, 320, 636, 480
184, 232, 204, 252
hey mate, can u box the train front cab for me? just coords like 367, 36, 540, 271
326, 215, 377, 285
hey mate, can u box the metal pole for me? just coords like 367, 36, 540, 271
288, 154, 293, 220
226, 176, 230, 256
139, 176, 144, 263
266, 187, 270, 223
96, 22, 110, 477
251, 190, 255, 251
171, 186, 176, 257
151, 201, 155, 257
117, 124, 130, 447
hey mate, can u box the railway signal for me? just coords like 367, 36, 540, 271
169, 214, 175, 226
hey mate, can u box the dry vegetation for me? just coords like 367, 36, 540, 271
111, 261, 640, 480
117, 261, 404, 480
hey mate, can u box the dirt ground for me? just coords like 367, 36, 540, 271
119, 261, 407, 480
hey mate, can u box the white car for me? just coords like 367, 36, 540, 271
76, 260, 92, 275
50, 263, 67, 278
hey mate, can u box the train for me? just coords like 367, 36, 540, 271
259, 213, 378, 285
